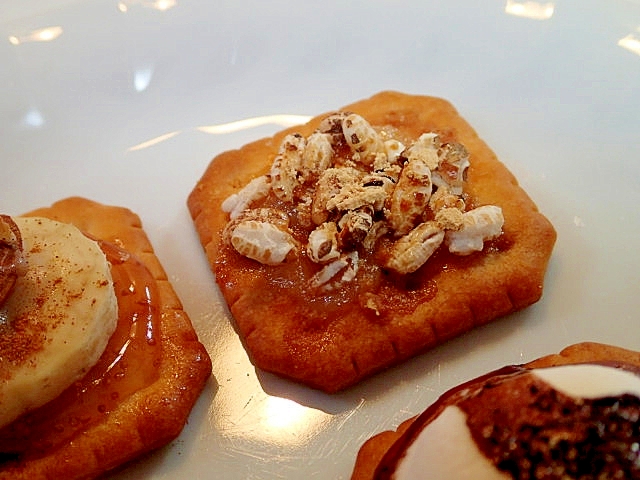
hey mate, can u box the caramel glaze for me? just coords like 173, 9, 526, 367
215, 125, 505, 321
0, 239, 161, 460
375, 361, 640, 479
215, 189, 513, 326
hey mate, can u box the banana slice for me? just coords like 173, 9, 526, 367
0, 217, 118, 428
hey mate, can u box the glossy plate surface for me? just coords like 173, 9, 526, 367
1, 1, 639, 478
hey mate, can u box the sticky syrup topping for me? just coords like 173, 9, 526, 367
216, 113, 512, 323
0, 239, 161, 458
219, 112, 505, 291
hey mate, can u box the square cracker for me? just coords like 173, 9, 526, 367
0, 197, 212, 479
188, 91, 556, 392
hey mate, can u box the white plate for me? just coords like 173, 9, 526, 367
1, 1, 639, 478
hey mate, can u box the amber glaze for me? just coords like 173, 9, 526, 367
0, 239, 161, 457
215, 188, 510, 321
214, 125, 512, 321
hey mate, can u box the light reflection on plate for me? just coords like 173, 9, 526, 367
504, 0, 555, 20
117, 0, 177, 13
618, 32, 640, 56
197, 115, 313, 135
8, 26, 63, 45
217, 393, 332, 448
127, 115, 312, 151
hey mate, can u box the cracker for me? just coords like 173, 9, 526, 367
350, 342, 640, 480
188, 91, 556, 392
0, 197, 212, 479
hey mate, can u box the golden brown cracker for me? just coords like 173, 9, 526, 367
188, 91, 556, 392
0, 197, 212, 479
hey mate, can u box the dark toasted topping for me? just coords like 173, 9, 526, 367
467, 382, 640, 479
0, 215, 23, 307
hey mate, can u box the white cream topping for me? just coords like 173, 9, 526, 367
532, 364, 640, 399
392, 405, 510, 480
392, 363, 640, 480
